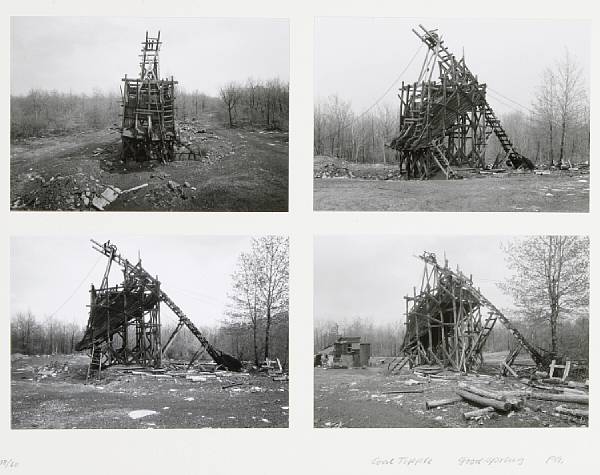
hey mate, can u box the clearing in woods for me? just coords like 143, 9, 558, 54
10, 111, 288, 212
314, 173, 589, 213
11, 354, 288, 429
314, 359, 585, 428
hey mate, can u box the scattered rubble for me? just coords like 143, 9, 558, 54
315, 358, 588, 428
12, 353, 289, 429
314, 161, 403, 180
314, 156, 589, 183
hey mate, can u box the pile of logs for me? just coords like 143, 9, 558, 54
425, 381, 589, 422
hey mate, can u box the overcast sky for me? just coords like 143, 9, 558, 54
11, 17, 289, 96
10, 236, 259, 328
315, 17, 590, 115
314, 235, 520, 327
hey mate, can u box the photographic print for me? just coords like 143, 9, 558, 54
10, 236, 289, 429
10, 17, 289, 211
314, 235, 589, 428
314, 18, 590, 212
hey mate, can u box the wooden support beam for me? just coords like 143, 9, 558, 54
529, 391, 588, 405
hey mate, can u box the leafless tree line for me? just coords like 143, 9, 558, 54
175, 88, 221, 121
11, 237, 289, 368
10, 311, 84, 355
485, 316, 588, 361
314, 317, 405, 357
157, 237, 289, 367
486, 51, 589, 167
314, 96, 399, 164
159, 316, 288, 369
219, 312, 289, 369
219, 78, 289, 130
315, 50, 589, 167
10, 89, 119, 139
9, 309, 289, 368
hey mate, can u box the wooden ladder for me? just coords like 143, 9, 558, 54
413, 24, 533, 169
86, 344, 103, 383
430, 143, 456, 179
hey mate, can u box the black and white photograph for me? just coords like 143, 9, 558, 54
10, 236, 289, 429
314, 235, 589, 428
2, 0, 599, 473
314, 18, 590, 212
10, 17, 289, 211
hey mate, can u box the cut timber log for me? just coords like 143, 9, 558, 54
555, 405, 589, 418
458, 383, 524, 410
463, 407, 497, 420
529, 391, 588, 405
456, 389, 511, 412
425, 396, 462, 410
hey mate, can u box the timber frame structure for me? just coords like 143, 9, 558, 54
395, 252, 552, 373
389, 25, 535, 180
121, 31, 178, 163
76, 240, 243, 373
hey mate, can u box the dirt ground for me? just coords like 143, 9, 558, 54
314, 360, 586, 428
313, 156, 589, 212
11, 354, 288, 429
10, 112, 288, 212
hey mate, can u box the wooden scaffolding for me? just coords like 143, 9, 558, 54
76, 242, 163, 369
121, 31, 178, 162
389, 25, 535, 179
76, 240, 243, 373
399, 252, 550, 373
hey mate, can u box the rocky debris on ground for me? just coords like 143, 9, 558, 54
11, 167, 201, 211
314, 156, 591, 182
314, 162, 404, 180
92, 186, 121, 210
136, 179, 199, 209
93, 360, 290, 397
11, 169, 127, 211
13, 357, 79, 382
314, 163, 355, 179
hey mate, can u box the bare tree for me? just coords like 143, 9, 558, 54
532, 50, 587, 168
499, 236, 589, 355
251, 236, 289, 360
227, 236, 289, 364
219, 82, 241, 127
555, 50, 586, 167
228, 251, 263, 365
533, 69, 557, 166
217, 79, 289, 130
314, 96, 400, 163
